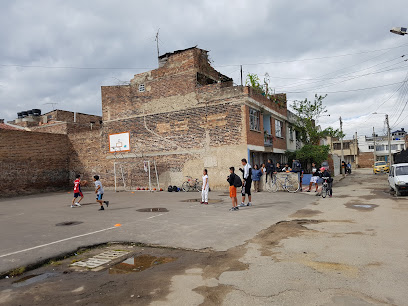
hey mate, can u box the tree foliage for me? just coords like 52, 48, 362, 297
292, 94, 343, 145
295, 144, 330, 167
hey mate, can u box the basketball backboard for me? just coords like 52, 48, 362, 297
109, 132, 130, 153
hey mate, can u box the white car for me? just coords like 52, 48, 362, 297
388, 163, 408, 196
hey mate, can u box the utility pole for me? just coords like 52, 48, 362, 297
373, 127, 376, 163
386, 114, 392, 166
354, 131, 358, 167
340, 116, 344, 175
240, 65, 243, 86
155, 29, 160, 66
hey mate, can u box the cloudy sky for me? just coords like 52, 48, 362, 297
1, 0, 407, 138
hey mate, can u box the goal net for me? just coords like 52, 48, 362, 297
113, 160, 160, 192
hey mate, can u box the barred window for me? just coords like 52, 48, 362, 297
249, 108, 260, 131
275, 120, 283, 138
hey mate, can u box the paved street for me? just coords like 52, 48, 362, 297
1, 169, 408, 305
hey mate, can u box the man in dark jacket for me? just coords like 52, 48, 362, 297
265, 159, 275, 183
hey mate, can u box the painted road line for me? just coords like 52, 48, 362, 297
146, 213, 165, 220
0, 226, 118, 259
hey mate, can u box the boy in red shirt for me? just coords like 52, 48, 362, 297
72, 174, 83, 208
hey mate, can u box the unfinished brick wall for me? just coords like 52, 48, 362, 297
359, 152, 374, 168
0, 130, 72, 197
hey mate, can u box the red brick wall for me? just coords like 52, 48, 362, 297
359, 152, 374, 168
0, 130, 72, 197
271, 117, 286, 150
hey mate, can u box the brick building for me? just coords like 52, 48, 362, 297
11, 109, 102, 134
1, 47, 297, 195
100, 47, 292, 189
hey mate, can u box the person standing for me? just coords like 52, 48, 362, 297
251, 164, 263, 192
227, 167, 239, 211
201, 169, 209, 205
93, 175, 109, 211
71, 174, 83, 208
307, 162, 320, 192
265, 159, 275, 183
239, 158, 252, 207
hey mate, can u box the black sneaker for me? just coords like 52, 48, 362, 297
98, 206, 104, 211
105, 201, 109, 207
234, 207, 239, 210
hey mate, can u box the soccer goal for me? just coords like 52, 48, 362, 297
113, 160, 160, 192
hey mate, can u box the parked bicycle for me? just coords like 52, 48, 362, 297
321, 176, 330, 198
267, 173, 299, 193
182, 176, 202, 192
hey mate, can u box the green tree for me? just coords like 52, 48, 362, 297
292, 94, 343, 145
295, 144, 330, 167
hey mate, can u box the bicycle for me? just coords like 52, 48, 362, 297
267, 173, 299, 193
181, 176, 202, 192
321, 177, 331, 198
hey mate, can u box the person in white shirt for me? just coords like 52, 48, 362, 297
93, 175, 109, 211
239, 158, 252, 207
201, 169, 209, 205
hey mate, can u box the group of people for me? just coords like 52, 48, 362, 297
200, 158, 334, 211
71, 175, 109, 211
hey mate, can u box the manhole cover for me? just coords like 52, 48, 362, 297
181, 199, 223, 203
136, 208, 169, 212
56, 221, 83, 226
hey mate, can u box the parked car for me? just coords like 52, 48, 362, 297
388, 163, 408, 196
373, 161, 389, 174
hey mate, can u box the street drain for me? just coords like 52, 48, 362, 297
55, 221, 83, 226
109, 254, 176, 274
12, 273, 57, 287
181, 199, 223, 203
137, 208, 169, 212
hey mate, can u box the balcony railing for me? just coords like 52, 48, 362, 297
264, 134, 274, 147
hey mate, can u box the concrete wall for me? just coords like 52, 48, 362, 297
0, 130, 72, 197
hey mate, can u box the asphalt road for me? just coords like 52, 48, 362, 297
0, 185, 316, 275
2, 169, 407, 305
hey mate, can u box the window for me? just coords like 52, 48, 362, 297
138, 84, 145, 92
249, 108, 260, 131
275, 119, 283, 138
289, 127, 294, 141
368, 145, 374, 150
396, 166, 408, 176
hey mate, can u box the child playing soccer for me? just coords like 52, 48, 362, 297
93, 175, 109, 211
71, 174, 83, 208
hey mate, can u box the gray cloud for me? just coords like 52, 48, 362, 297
1, 0, 407, 138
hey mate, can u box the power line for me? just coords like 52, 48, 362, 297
284, 81, 406, 94
2, 43, 408, 71
215, 42, 408, 67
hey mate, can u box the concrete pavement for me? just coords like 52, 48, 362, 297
0, 186, 316, 275
1, 169, 407, 305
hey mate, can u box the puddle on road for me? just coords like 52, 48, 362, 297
136, 208, 169, 212
55, 221, 83, 226
345, 202, 378, 211
109, 255, 176, 274
12, 273, 57, 287
181, 199, 223, 203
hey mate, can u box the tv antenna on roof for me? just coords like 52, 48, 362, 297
155, 28, 160, 65
43, 102, 58, 111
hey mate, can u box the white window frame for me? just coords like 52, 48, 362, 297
138, 84, 145, 92
249, 108, 260, 131
275, 119, 283, 138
